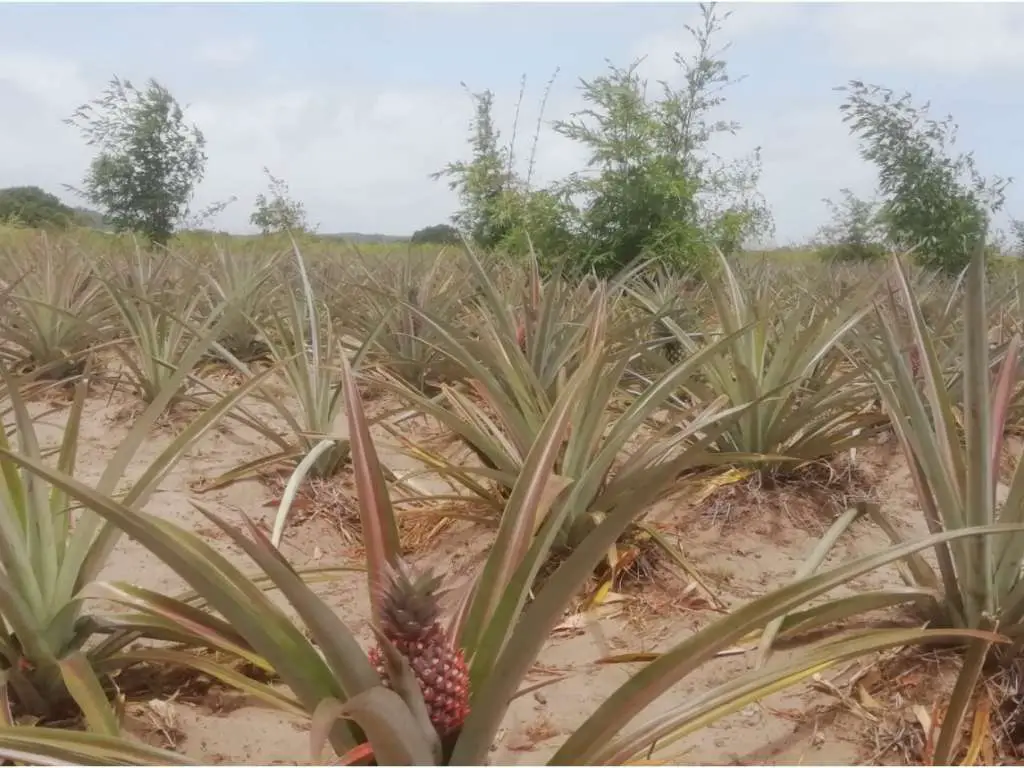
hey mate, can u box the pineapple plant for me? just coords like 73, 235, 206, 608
367, 560, 470, 738
0, 265, 1002, 766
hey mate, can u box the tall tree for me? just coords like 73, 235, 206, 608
433, 87, 513, 249
553, 2, 771, 275
839, 81, 1010, 273
67, 77, 207, 246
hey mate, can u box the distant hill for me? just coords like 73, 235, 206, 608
319, 231, 409, 245
72, 206, 110, 230
170, 229, 412, 244
0, 186, 93, 229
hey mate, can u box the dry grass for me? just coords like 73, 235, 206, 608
696, 457, 878, 539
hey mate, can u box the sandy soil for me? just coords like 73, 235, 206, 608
31, 369, 949, 765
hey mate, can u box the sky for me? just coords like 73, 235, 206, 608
2, 1, 1024, 246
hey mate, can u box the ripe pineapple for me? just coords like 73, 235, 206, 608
367, 561, 470, 737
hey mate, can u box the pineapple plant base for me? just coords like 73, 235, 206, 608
18, 355, 88, 383
694, 457, 876, 534
367, 562, 470, 738
202, 337, 272, 365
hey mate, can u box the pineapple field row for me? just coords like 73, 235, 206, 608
0, 225, 1023, 765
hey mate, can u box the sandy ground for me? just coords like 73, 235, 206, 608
28, 369, 946, 766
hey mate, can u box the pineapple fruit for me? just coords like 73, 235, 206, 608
659, 319, 682, 366
368, 561, 470, 737
664, 338, 683, 366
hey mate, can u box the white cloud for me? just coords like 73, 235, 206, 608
187, 86, 470, 233
0, 51, 92, 203
0, 51, 89, 111
749, 106, 875, 246
193, 37, 258, 67
180, 73, 599, 236
632, 3, 807, 86
817, 4, 1024, 75
720, 2, 807, 41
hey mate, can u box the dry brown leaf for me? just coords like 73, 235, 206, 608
856, 683, 884, 712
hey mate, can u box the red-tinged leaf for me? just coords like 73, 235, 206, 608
339, 350, 401, 621
334, 741, 376, 766
456, 351, 597, 655
190, 502, 380, 702
57, 652, 119, 737
98, 582, 252, 653
112, 647, 305, 717
311, 689, 438, 766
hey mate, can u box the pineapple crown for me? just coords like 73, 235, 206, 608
384, 558, 443, 594
374, 558, 447, 627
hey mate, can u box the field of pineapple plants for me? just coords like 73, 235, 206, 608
0, 221, 1023, 766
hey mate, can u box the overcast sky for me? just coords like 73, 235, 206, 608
2, 2, 1023, 245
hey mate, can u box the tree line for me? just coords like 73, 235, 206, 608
2, 3, 1015, 275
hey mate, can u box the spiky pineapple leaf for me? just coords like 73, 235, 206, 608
311, 689, 438, 767
0, 726, 191, 765
547, 523, 1024, 765
591, 627, 1005, 765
